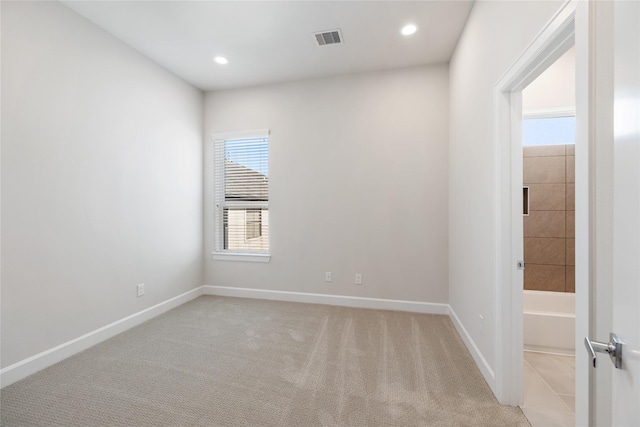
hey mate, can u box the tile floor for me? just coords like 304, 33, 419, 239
521, 351, 575, 427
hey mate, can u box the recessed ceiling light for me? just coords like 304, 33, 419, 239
401, 24, 418, 36
214, 56, 228, 65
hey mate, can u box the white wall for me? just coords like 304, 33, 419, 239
204, 65, 449, 304
1, 1, 203, 368
523, 46, 576, 112
448, 0, 565, 382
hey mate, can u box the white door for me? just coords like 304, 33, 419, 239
588, 1, 640, 425
610, 0, 640, 424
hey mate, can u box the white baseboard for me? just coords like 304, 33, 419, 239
448, 306, 496, 393
2, 285, 498, 403
203, 285, 450, 315
524, 346, 575, 357
0, 286, 204, 388
205, 287, 498, 392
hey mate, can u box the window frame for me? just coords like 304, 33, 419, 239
211, 129, 270, 263
522, 108, 575, 120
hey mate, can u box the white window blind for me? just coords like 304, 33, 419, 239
214, 131, 269, 255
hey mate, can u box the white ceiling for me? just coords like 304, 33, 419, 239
62, 1, 474, 92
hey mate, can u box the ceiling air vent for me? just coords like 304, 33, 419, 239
314, 29, 343, 46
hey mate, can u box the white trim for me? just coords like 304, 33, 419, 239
203, 286, 450, 315
211, 129, 269, 142
495, 3, 576, 92
524, 310, 575, 318
522, 107, 576, 119
524, 346, 575, 356
449, 306, 496, 391
0, 285, 493, 401
493, 0, 577, 406
574, 1, 616, 424
0, 287, 204, 389
211, 252, 271, 263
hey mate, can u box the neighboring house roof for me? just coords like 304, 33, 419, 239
225, 160, 268, 201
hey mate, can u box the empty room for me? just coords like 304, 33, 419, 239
1, 1, 638, 426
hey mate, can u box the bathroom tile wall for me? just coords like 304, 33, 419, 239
524, 144, 575, 292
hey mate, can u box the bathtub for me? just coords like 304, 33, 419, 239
523, 290, 575, 355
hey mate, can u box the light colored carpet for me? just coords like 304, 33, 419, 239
1, 296, 530, 426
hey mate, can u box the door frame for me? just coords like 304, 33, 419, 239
493, 0, 584, 409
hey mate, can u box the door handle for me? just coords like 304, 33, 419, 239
584, 333, 623, 369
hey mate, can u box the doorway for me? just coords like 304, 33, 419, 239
494, 2, 639, 424
491, 0, 577, 409
519, 46, 576, 427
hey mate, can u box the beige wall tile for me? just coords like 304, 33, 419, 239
528, 184, 565, 211
566, 211, 575, 238
520, 151, 574, 294
524, 210, 566, 237
566, 144, 575, 155
525, 238, 566, 265
566, 184, 575, 211
566, 238, 575, 266
524, 264, 566, 292
566, 156, 575, 183
566, 266, 575, 293
524, 145, 566, 158
524, 156, 566, 184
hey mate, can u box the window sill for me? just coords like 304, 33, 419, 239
211, 252, 271, 263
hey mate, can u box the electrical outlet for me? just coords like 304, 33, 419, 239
325, 272, 332, 282
479, 314, 484, 334
355, 274, 362, 285
137, 283, 145, 297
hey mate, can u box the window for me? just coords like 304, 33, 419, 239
213, 130, 269, 260
245, 209, 262, 240
522, 114, 575, 146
